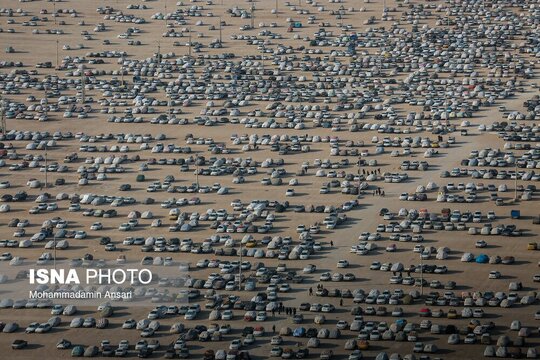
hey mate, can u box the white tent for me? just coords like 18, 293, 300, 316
141, 211, 153, 219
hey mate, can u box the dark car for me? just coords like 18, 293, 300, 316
12, 339, 28, 349
138, 348, 153, 358
164, 349, 176, 359
242, 326, 254, 336
101, 346, 114, 357
295, 348, 309, 359
99, 237, 111, 245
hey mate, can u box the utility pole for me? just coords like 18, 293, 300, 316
44, 143, 48, 189
43, 87, 48, 120
53, 1, 56, 25
238, 241, 242, 290
251, 3, 255, 29
195, 163, 199, 189
80, 70, 85, 104
275, 0, 278, 17
514, 162, 518, 201
0, 95, 6, 134
121, 55, 125, 87
56, 38, 59, 71
188, 29, 192, 57
165, 0, 168, 27
53, 235, 57, 270
219, 16, 222, 44
420, 253, 424, 297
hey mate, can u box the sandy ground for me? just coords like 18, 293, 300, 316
0, 0, 539, 359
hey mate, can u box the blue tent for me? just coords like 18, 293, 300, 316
293, 327, 306, 337
395, 319, 407, 327
476, 254, 489, 263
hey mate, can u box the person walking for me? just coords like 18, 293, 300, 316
272, 324, 276, 333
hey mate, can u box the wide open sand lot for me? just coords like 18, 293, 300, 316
0, 0, 540, 359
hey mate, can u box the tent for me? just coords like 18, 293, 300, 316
328, 329, 341, 339
484, 346, 495, 357
100, 306, 113, 317
496, 347, 508, 358
209, 310, 220, 321
170, 323, 184, 333
279, 327, 291, 336
448, 334, 460, 344
344, 339, 357, 350
391, 263, 404, 272
423, 344, 438, 353
141, 211, 153, 219
350, 321, 362, 331
307, 338, 320, 348
19, 239, 32, 248
426, 182, 438, 191
317, 328, 329, 339
497, 336, 510, 347
127, 211, 140, 219
476, 254, 489, 263
382, 330, 394, 340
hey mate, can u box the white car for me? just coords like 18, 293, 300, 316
229, 339, 242, 350
90, 222, 103, 231
270, 336, 282, 345
475, 240, 487, 248
0, 252, 13, 261
197, 259, 209, 268
303, 264, 316, 273
221, 310, 233, 320
337, 260, 349, 268
74, 231, 87, 239
184, 310, 197, 320
319, 272, 331, 281
256, 312, 267, 321
46, 203, 58, 211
